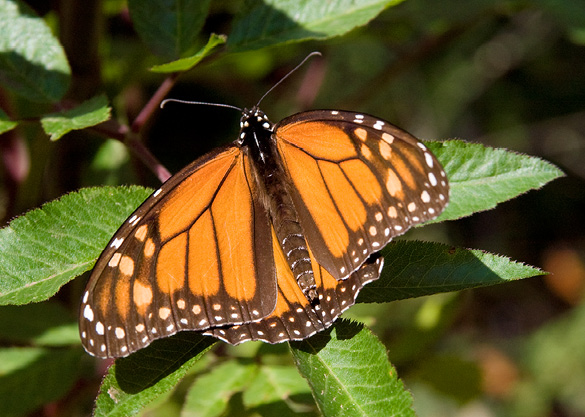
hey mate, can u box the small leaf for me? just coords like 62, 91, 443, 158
427, 140, 564, 222
0, 108, 17, 134
243, 365, 314, 414
0, 186, 151, 305
0, 302, 79, 346
128, 0, 212, 59
182, 360, 257, 417
151, 33, 227, 73
94, 333, 215, 417
228, 0, 404, 52
291, 320, 415, 416
0, 0, 70, 102
0, 347, 83, 417
41, 95, 111, 141
359, 241, 544, 303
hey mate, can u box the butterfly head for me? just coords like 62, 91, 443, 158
238, 107, 275, 145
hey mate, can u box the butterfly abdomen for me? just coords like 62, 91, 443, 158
242, 108, 317, 303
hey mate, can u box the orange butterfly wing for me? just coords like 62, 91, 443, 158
274, 110, 449, 280
79, 146, 276, 358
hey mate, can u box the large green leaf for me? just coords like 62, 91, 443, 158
0, 186, 151, 305
128, 0, 212, 59
291, 320, 415, 416
0, 0, 70, 102
428, 140, 564, 222
0, 347, 83, 417
228, 0, 403, 52
94, 333, 215, 417
359, 241, 544, 303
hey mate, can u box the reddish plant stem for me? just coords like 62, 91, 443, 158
132, 74, 179, 134
120, 74, 180, 183
93, 118, 172, 183
93, 73, 181, 183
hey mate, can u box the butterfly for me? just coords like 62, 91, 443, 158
79, 106, 449, 358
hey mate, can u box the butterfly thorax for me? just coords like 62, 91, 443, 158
240, 108, 318, 303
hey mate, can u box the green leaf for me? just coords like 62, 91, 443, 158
427, 140, 564, 222
182, 360, 257, 417
291, 320, 415, 416
228, 0, 404, 52
128, 0, 212, 59
243, 364, 314, 414
359, 241, 544, 303
0, 108, 17, 134
40, 94, 111, 141
0, 186, 151, 305
151, 33, 226, 73
0, 0, 70, 102
0, 347, 83, 417
94, 333, 215, 417
0, 301, 79, 346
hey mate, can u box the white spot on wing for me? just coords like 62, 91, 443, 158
84, 305, 94, 322
111, 237, 124, 249
425, 152, 434, 168
428, 172, 438, 186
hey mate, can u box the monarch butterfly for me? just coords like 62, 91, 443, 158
79, 74, 449, 360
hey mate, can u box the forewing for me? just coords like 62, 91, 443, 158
79, 146, 275, 358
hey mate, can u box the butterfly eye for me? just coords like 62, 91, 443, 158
79, 108, 448, 358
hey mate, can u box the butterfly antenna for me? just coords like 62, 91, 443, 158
255, 51, 322, 107
160, 99, 242, 112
